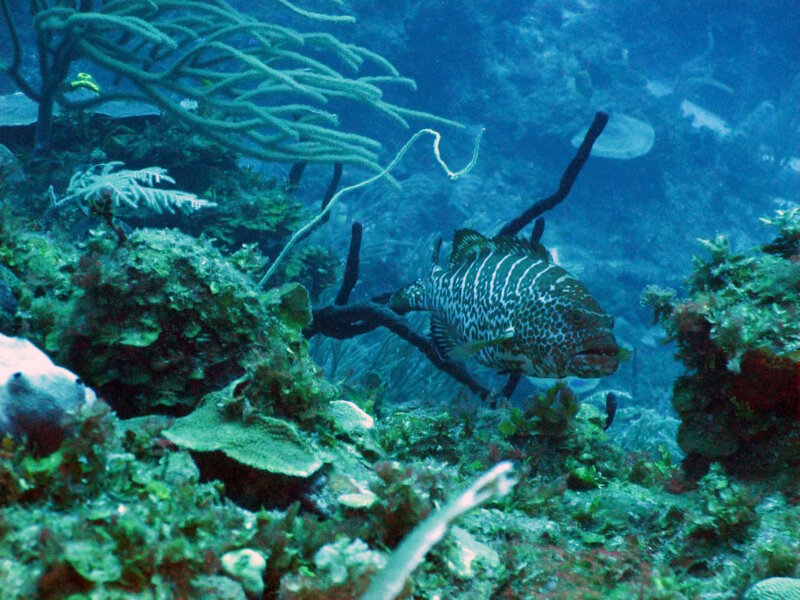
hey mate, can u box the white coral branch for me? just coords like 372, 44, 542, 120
52, 162, 216, 214
361, 461, 516, 600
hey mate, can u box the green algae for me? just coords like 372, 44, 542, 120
0, 293, 798, 600
0, 402, 258, 598
643, 209, 800, 480
2, 224, 327, 416
745, 577, 800, 600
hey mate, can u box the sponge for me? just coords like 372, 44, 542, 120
0, 334, 96, 454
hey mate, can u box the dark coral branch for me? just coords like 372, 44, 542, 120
294, 162, 344, 245
308, 301, 492, 400
0, 0, 40, 101
286, 162, 306, 194
323, 163, 344, 215
530, 217, 545, 243
307, 221, 491, 399
335, 221, 362, 306
285, 161, 343, 208
500, 374, 521, 399
499, 111, 609, 238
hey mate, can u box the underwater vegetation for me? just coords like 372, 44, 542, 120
0, 0, 455, 166
0, 100, 797, 600
1, 218, 326, 418
643, 208, 799, 482
0, 1, 798, 598
1, 142, 799, 597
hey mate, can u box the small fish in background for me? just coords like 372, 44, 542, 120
390, 229, 620, 379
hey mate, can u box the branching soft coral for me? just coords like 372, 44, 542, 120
1, 0, 457, 167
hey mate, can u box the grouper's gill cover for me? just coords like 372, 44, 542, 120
389, 229, 619, 379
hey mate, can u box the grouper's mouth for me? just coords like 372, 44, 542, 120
566, 335, 620, 377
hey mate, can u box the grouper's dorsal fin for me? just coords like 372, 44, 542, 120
490, 235, 551, 262
449, 228, 551, 267
432, 236, 443, 266
449, 228, 491, 267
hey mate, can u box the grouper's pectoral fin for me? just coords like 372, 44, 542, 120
430, 314, 460, 360
431, 316, 515, 362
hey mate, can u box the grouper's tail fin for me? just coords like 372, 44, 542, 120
380, 280, 427, 315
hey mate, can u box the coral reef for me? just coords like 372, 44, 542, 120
0, 11, 797, 593
643, 209, 799, 480
3, 168, 333, 415
745, 577, 800, 600
36, 228, 312, 415
0, 400, 261, 598
50, 162, 214, 215
0, 321, 798, 598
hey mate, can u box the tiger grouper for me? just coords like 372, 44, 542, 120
389, 229, 619, 379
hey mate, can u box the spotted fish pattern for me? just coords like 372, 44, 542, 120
390, 229, 619, 379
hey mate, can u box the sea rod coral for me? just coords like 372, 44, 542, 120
0, 0, 455, 166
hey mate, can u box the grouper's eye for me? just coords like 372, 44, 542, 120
565, 310, 586, 327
